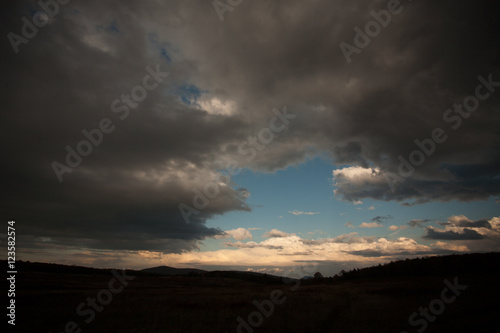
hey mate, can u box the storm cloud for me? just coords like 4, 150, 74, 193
2, 0, 500, 256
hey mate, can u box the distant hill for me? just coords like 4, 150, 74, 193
2, 260, 145, 276
140, 266, 288, 284
202, 270, 286, 284
4, 252, 499, 285
141, 266, 206, 276
1, 261, 289, 284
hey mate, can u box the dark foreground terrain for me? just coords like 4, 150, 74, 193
5, 252, 500, 333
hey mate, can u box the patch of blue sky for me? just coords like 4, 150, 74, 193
96, 21, 120, 33
148, 32, 174, 63
207, 156, 339, 239
206, 156, 500, 245
169, 84, 206, 106
160, 47, 171, 63
28, 6, 38, 17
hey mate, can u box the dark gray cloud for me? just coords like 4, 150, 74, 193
300, 233, 377, 245
424, 228, 485, 241
438, 217, 491, 229
408, 219, 432, 227
2, 0, 500, 254
371, 215, 393, 223
423, 216, 498, 241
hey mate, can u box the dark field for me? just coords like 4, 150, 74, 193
10, 256, 500, 333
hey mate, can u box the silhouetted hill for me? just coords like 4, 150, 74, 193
202, 270, 286, 284
1, 260, 148, 276
301, 252, 500, 285
5, 252, 499, 285
6, 252, 500, 332
337, 252, 500, 280
141, 265, 206, 276
2, 260, 287, 284
141, 266, 288, 284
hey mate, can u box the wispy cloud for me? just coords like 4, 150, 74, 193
408, 219, 433, 227
288, 210, 320, 216
307, 230, 327, 235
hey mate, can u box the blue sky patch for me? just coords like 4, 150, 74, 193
148, 33, 174, 63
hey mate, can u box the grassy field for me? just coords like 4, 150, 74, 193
11, 267, 499, 332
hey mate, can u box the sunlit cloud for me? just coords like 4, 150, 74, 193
389, 225, 408, 231
214, 228, 253, 241
359, 222, 383, 228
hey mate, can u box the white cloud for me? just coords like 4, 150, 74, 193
196, 96, 238, 116
368, 206, 375, 210
353, 200, 363, 205
333, 166, 384, 187
359, 222, 383, 228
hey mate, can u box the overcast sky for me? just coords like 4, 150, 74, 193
2, 0, 500, 276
